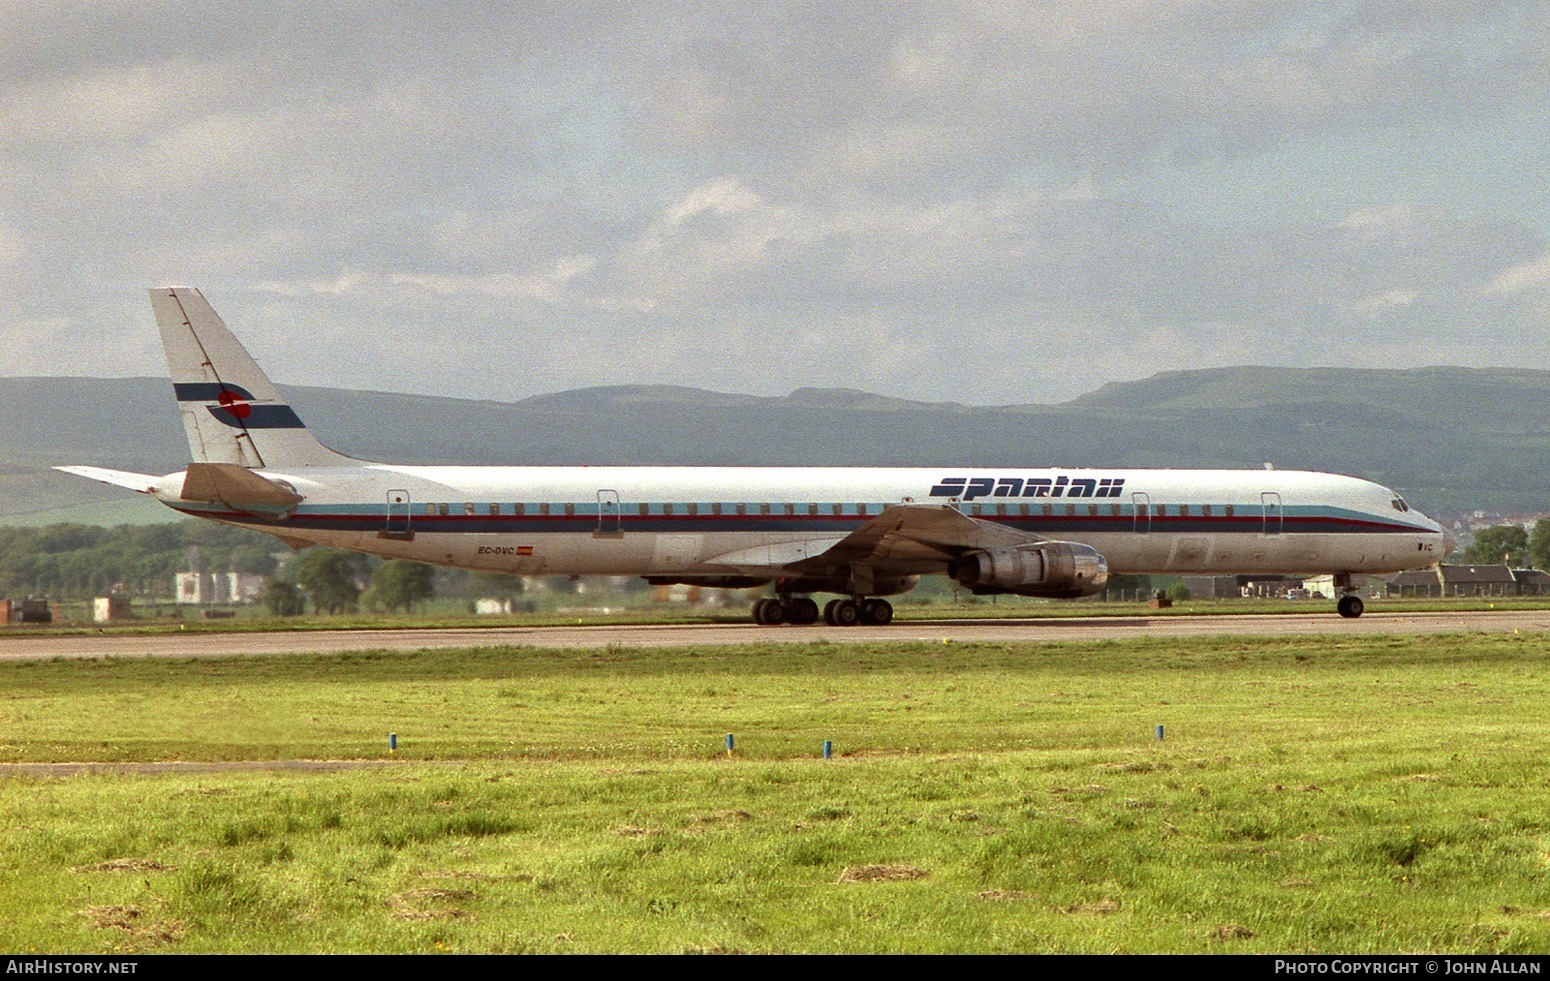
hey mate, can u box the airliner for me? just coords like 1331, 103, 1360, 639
59, 288, 1453, 624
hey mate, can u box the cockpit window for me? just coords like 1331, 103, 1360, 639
1391, 497, 1410, 513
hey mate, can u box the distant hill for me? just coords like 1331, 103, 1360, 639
3, 366, 1547, 523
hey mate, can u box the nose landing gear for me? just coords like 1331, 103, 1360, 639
1333, 573, 1364, 618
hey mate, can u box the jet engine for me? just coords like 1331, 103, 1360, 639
949, 542, 1108, 598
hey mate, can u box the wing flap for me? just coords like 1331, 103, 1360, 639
698, 505, 1044, 577
701, 537, 848, 571
786, 504, 1042, 574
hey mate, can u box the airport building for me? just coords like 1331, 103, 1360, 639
1385, 564, 1550, 597
174, 572, 265, 605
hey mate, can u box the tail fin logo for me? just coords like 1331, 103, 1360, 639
217, 389, 252, 420
171, 381, 304, 430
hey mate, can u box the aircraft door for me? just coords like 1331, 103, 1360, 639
384, 489, 412, 539
596, 489, 622, 538
1261, 491, 1283, 535
1132, 492, 1151, 533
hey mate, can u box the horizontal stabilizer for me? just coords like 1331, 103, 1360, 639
180, 462, 303, 512
53, 466, 160, 494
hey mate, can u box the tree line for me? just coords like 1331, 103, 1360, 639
1456, 522, 1550, 569
0, 521, 450, 613
0, 521, 278, 601
262, 550, 441, 616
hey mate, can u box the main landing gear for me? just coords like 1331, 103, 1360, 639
1333, 573, 1364, 619
1337, 594, 1364, 619
752, 596, 819, 625
752, 596, 893, 626
826, 598, 893, 626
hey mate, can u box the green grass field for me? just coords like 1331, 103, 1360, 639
4, 634, 1550, 952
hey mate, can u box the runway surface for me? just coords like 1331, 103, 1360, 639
1, 609, 1547, 661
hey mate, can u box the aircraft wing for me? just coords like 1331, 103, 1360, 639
53, 466, 160, 494
703, 504, 1042, 576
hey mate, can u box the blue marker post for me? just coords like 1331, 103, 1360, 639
389, 733, 398, 754
823, 740, 833, 760
726, 733, 735, 757
1155, 725, 1164, 742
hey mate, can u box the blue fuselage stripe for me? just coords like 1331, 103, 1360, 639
173, 506, 1427, 537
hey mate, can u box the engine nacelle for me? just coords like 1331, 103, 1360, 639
950, 542, 1108, 598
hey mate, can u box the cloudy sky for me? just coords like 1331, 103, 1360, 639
2, 1, 1547, 404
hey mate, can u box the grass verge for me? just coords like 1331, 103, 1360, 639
3, 634, 1550, 952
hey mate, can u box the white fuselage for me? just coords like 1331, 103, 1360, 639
154, 464, 1447, 582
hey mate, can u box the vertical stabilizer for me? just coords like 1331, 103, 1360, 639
151, 287, 353, 468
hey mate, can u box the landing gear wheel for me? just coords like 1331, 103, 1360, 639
754, 598, 787, 625
788, 597, 820, 625
1337, 594, 1364, 619
823, 599, 841, 626
860, 598, 893, 625
831, 599, 861, 627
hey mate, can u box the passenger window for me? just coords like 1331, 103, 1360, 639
761, 503, 771, 515
425, 503, 436, 516
1019, 504, 1029, 516
832, 504, 842, 516
857, 504, 868, 516
489, 503, 500, 516
1202, 504, 1212, 517
637, 503, 648, 517
736, 503, 747, 516
539, 503, 550, 516
439, 503, 450, 516
564, 503, 575, 517
711, 503, 722, 516
1110, 504, 1121, 516
784, 503, 795, 516
687, 503, 698, 516
996, 504, 1007, 516
1224, 505, 1234, 518
809, 504, 819, 516
1156, 505, 1166, 517
1065, 504, 1075, 516
1042, 504, 1053, 516
1088, 505, 1098, 517
663, 503, 673, 516
514, 503, 525, 516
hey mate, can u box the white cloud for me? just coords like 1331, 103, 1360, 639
1482, 251, 1550, 296
1336, 204, 1418, 236
0, 61, 222, 146
1352, 289, 1419, 318
391, 257, 597, 303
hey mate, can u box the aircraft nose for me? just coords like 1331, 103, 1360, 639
1442, 529, 1458, 558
